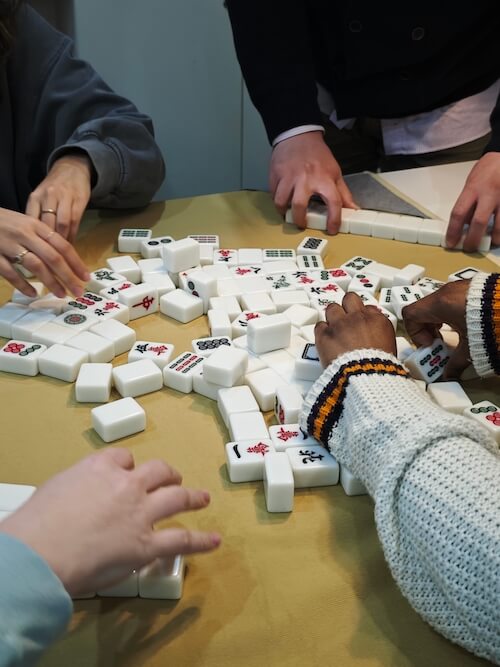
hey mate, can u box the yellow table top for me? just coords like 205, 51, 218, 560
0, 191, 497, 667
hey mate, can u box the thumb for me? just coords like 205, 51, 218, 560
443, 338, 471, 379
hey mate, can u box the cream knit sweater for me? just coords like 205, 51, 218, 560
300, 273, 500, 663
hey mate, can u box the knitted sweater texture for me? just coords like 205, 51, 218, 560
300, 275, 500, 663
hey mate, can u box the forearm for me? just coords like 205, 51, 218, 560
300, 350, 500, 662
466, 272, 500, 376
0, 533, 72, 666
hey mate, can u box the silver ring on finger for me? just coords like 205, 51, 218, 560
11, 249, 30, 265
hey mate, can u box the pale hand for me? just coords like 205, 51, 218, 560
446, 152, 500, 252
402, 280, 471, 378
0, 207, 89, 297
26, 153, 93, 244
315, 293, 397, 367
0, 449, 221, 597
270, 131, 358, 234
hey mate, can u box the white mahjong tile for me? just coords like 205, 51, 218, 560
225, 438, 275, 482
427, 381, 472, 414
163, 352, 205, 393
340, 256, 374, 276
263, 452, 294, 512
140, 235, 175, 259
0, 340, 47, 376
213, 248, 239, 266
348, 273, 381, 295
296, 254, 324, 270
266, 273, 297, 291
463, 401, 500, 443
87, 268, 128, 292
268, 423, 319, 452
286, 445, 339, 487
231, 311, 267, 338
231, 264, 264, 276
191, 336, 233, 357
404, 338, 450, 383
263, 248, 296, 262
313, 268, 351, 290
236, 249, 263, 265
296, 236, 328, 257
128, 341, 175, 368
106, 255, 141, 283
416, 277, 445, 296
447, 267, 481, 282
118, 228, 152, 253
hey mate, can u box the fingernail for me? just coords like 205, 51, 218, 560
210, 533, 221, 547
202, 491, 210, 504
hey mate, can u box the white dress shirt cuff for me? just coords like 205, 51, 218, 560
272, 125, 325, 147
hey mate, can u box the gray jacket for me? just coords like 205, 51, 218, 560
0, 5, 165, 212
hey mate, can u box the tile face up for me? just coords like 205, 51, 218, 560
163, 352, 205, 393
463, 401, 500, 443
141, 235, 175, 259
118, 228, 152, 253
128, 341, 175, 369
191, 336, 233, 358
404, 338, 450, 383
117, 284, 159, 320
0, 340, 47, 376
286, 446, 339, 488
91, 397, 146, 442
225, 438, 275, 482
268, 424, 319, 452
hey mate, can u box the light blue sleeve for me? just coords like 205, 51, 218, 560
0, 533, 72, 667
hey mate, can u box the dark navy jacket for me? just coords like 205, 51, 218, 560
0, 5, 165, 212
227, 1, 500, 151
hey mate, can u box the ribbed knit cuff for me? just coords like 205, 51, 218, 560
300, 349, 410, 444
466, 272, 500, 377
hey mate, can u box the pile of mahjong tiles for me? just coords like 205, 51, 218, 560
1, 230, 499, 518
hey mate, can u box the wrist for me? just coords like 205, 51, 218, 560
53, 151, 96, 187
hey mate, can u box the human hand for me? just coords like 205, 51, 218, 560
402, 280, 470, 378
315, 293, 397, 367
445, 152, 500, 252
25, 153, 93, 243
0, 448, 221, 596
270, 131, 358, 234
0, 208, 89, 297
